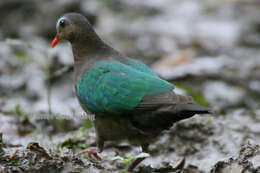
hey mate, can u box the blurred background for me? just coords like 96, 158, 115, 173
0, 0, 259, 172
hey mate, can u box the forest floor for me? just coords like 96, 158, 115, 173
0, 0, 260, 172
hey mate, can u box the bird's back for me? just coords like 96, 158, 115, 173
76, 59, 174, 115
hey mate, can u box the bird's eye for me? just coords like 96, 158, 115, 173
59, 19, 66, 28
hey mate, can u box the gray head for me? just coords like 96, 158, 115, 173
51, 13, 99, 48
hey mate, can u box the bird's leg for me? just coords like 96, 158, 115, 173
127, 144, 149, 172
76, 138, 104, 161
76, 147, 103, 161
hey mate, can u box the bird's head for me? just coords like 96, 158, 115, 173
51, 13, 92, 48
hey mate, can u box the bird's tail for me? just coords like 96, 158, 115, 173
132, 93, 211, 133
132, 103, 211, 134
155, 103, 211, 124
174, 103, 211, 115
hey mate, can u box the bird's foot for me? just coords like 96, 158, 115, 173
128, 157, 146, 172
76, 147, 103, 161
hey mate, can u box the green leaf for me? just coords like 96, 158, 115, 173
175, 83, 208, 106
84, 119, 93, 129
105, 156, 124, 161
14, 51, 33, 63
6, 104, 27, 117
123, 157, 134, 163
105, 152, 150, 164
134, 152, 150, 159
191, 93, 208, 106
175, 83, 192, 93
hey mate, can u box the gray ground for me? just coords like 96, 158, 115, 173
0, 0, 259, 172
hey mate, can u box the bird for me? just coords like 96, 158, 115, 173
51, 13, 211, 172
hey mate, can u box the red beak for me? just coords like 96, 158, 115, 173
51, 36, 60, 48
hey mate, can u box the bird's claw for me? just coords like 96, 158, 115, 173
76, 147, 102, 161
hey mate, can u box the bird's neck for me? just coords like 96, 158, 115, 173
71, 33, 122, 82
71, 33, 110, 60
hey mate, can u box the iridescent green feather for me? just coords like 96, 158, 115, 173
76, 60, 173, 115
127, 58, 158, 77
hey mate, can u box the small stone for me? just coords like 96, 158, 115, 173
220, 163, 243, 173
203, 81, 245, 109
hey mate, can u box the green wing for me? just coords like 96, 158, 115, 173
127, 58, 159, 77
76, 60, 173, 115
